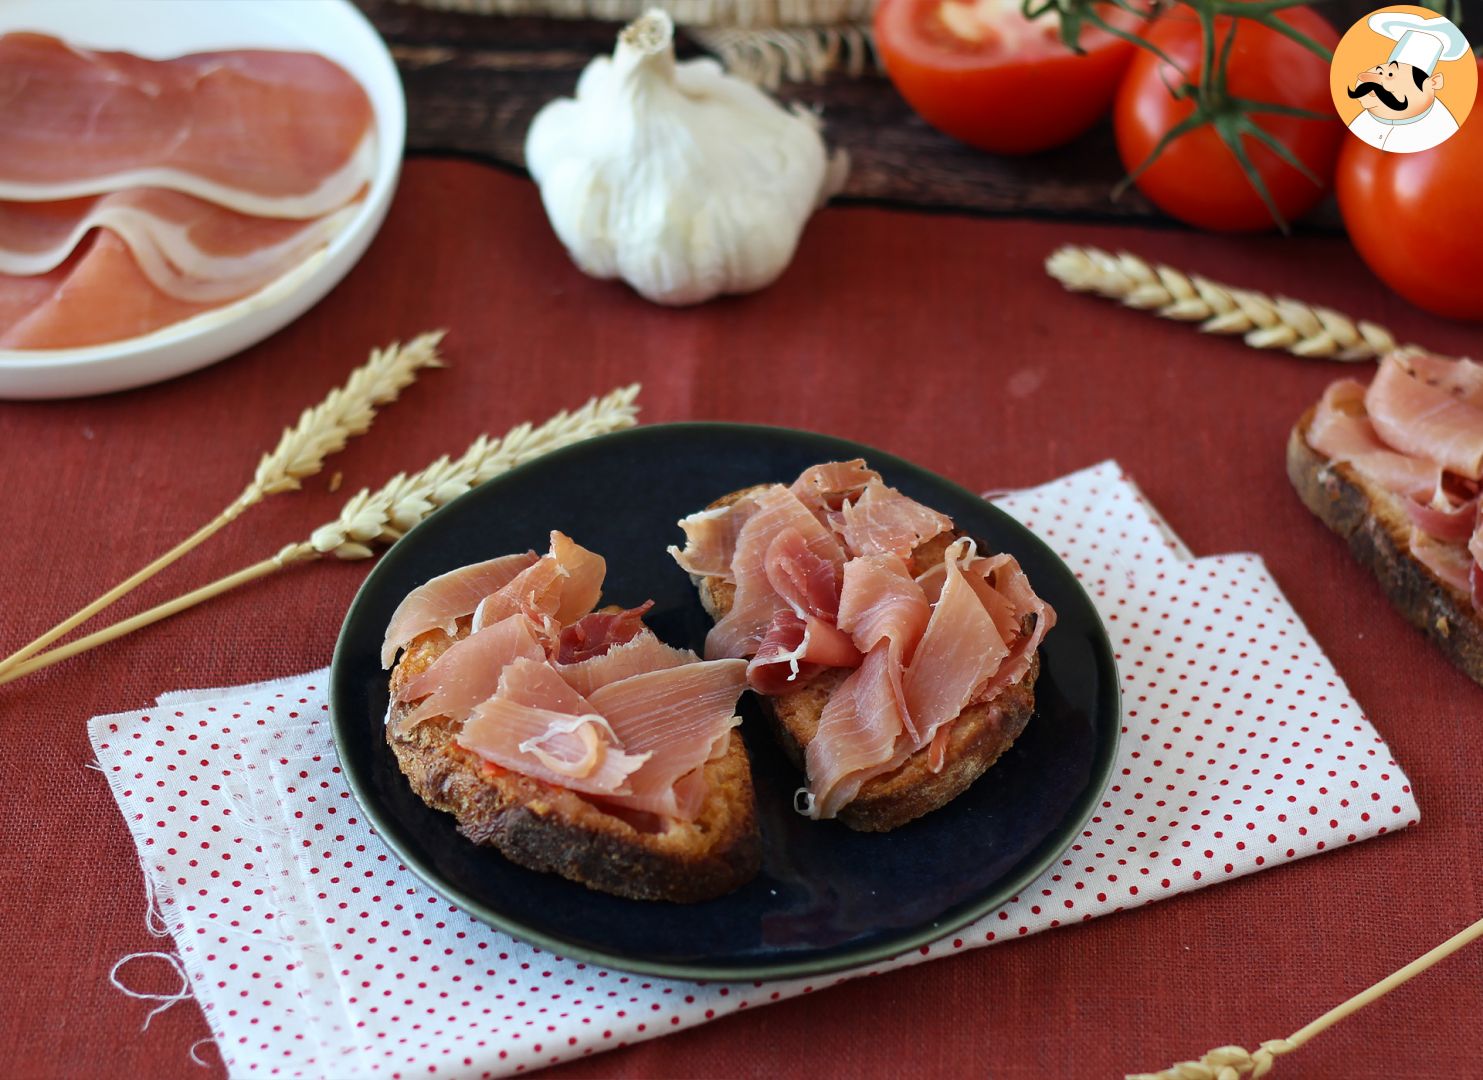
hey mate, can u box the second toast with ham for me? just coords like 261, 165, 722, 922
672, 461, 1055, 832
1288, 351, 1483, 687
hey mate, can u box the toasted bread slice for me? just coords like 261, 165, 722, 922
692, 487, 1039, 832
1287, 407, 1483, 687
387, 624, 762, 902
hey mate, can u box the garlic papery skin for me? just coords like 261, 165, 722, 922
524, 9, 846, 306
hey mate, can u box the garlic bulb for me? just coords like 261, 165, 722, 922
524, 9, 847, 306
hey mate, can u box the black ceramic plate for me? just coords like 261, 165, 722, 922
330, 423, 1120, 981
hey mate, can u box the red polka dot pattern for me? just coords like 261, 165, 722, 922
86, 462, 1418, 1078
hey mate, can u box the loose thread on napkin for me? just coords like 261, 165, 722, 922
138, 853, 171, 939
214, 782, 290, 838
99, 766, 174, 941
189, 1037, 221, 1070
109, 952, 192, 1031
89, 758, 170, 940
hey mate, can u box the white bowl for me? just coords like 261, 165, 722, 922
0, 0, 405, 399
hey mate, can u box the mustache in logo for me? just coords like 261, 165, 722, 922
1349, 81, 1409, 111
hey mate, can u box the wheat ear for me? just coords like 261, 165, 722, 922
0, 385, 641, 687
1045, 245, 1440, 362
0, 333, 444, 677
1127, 914, 1483, 1080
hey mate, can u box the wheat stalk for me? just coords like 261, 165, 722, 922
304, 382, 641, 559
1045, 245, 1443, 363
0, 333, 444, 678
250, 332, 447, 497
0, 385, 642, 686
1126, 914, 1483, 1080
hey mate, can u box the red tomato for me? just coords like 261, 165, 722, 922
874, 0, 1145, 155
1113, 5, 1341, 232
1337, 60, 1483, 322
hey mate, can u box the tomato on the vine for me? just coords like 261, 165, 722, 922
1113, 4, 1342, 232
1337, 59, 1483, 322
874, 0, 1147, 156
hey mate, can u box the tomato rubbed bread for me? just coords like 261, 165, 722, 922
671, 461, 1056, 831
1289, 352, 1483, 687
382, 532, 762, 902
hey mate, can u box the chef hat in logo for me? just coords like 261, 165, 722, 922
1368, 11, 1469, 75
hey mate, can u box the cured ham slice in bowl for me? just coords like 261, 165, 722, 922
330, 424, 1117, 978
0, 1, 403, 398
0, 192, 361, 306
0, 33, 373, 218
674, 461, 1057, 831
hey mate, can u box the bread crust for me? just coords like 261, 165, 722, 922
694, 486, 1041, 832
1287, 408, 1483, 687
386, 628, 762, 903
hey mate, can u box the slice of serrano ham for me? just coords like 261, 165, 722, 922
1409, 532, 1475, 596
0, 190, 356, 303
555, 630, 697, 698
471, 532, 606, 642
393, 614, 547, 734
1367, 354, 1483, 482
1306, 355, 1483, 607
1308, 379, 1442, 501
0, 33, 374, 220
0, 255, 72, 340
705, 485, 846, 662
382, 552, 540, 668
747, 609, 861, 696
791, 459, 879, 522
555, 602, 655, 663
669, 495, 761, 580
804, 645, 913, 819
836, 554, 930, 737
1401, 351, 1483, 407
458, 658, 650, 797
586, 659, 748, 820
902, 541, 1011, 757
0, 230, 216, 350
964, 550, 1055, 705
836, 480, 953, 560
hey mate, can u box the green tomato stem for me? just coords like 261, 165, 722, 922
1016, 0, 1337, 231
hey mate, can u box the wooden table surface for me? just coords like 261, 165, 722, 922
360, 0, 1386, 228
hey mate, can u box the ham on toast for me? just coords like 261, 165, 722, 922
672, 462, 1055, 832
383, 532, 761, 902
1288, 351, 1483, 687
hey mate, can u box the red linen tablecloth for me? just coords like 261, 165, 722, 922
1, 158, 1479, 1080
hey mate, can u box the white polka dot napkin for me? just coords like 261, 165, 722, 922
88, 460, 1418, 1079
